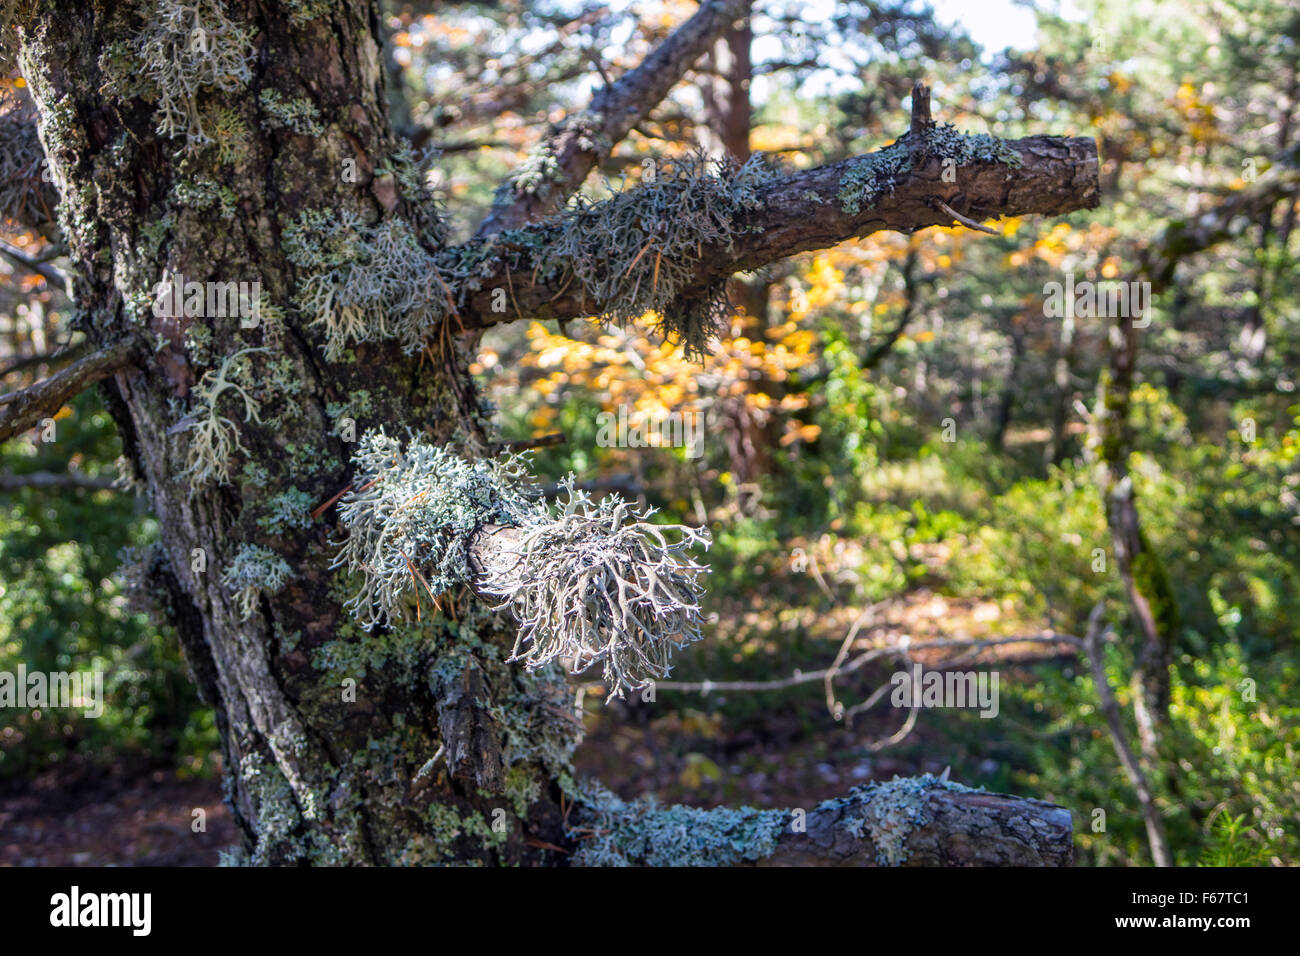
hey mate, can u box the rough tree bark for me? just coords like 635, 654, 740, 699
7, 1, 1099, 865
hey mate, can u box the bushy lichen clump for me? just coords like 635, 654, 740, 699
332, 430, 540, 628
333, 432, 712, 696
221, 543, 292, 619
478, 476, 711, 699
838, 123, 1022, 215
283, 209, 449, 360
570, 783, 785, 866
534, 152, 778, 359
499, 111, 608, 202
258, 89, 324, 136
133, 0, 257, 147
837, 772, 977, 865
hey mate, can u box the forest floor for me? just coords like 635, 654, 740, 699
0, 589, 1071, 865
0, 757, 236, 866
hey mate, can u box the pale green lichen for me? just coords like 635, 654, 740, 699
133, 0, 257, 147
533, 151, 778, 360
221, 543, 292, 619
256, 487, 315, 534
570, 782, 785, 866
838, 124, 1022, 215
283, 209, 449, 360
835, 772, 977, 865
331, 429, 540, 629
258, 88, 324, 136
179, 346, 268, 487
334, 431, 711, 697
498, 111, 608, 204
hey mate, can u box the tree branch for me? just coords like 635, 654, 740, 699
0, 469, 117, 492
0, 238, 69, 291
476, 0, 751, 235
0, 339, 139, 443
458, 132, 1099, 328
756, 785, 1074, 866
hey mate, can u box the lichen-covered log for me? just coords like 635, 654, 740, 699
756, 786, 1074, 867
570, 775, 1074, 867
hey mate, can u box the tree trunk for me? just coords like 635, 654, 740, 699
17, 0, 576, 865
11, 1, 1098, 865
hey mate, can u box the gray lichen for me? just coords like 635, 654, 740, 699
132, 0, 257, 147
258, 88, 324, 136
283, 209, 449, 360
221, 543, 292, 620
570, 782, 785, 867
478, 476, 711, 699
178, 346, 268, 488
835, 772, 977, 865
838, 123, 1022, 216
333, 431, 712, 697
533, 151, 778, 359
331, 429, 540, 629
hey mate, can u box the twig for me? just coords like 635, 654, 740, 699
650, 632, 1086, 694
507, 432, 567, 451
933, 199, 999, 235
0, 340, 140, 443
0, 239, 69, 290
0, 470, 118, 492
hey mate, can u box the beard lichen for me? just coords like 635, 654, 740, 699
332, 431, 712, 698
532, 152, 777, 360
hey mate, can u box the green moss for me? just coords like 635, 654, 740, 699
1132, 539, 1181, 638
